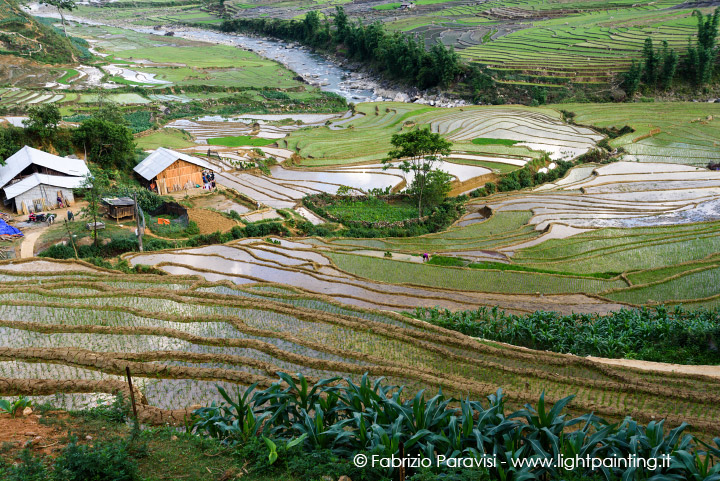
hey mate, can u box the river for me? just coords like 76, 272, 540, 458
25, 3, 393, 103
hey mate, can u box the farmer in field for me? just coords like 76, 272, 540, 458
422, 252, 430, 262
210, 171, 216, 190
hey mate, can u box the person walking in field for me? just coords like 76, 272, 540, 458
202, 171, 208, 190
210, 171, 216, 190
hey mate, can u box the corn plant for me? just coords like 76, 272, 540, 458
191, 372, 720, 481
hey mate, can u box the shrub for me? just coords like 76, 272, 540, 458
39, 243, 76, 259
412, 305, 720, 364
53, 438, 139, 481
0, 449, 48, 481
79, 394, 130, 424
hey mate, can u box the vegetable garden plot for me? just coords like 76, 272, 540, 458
0, 266, 718, 432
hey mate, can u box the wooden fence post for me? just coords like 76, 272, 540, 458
125, 366, 138, 421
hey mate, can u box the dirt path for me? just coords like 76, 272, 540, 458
587, 356, 720, 378
486, 338, 720, 378
20, 230, 42, 258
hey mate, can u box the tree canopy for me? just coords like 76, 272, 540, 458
72, 116, 136, 171
23, 104, 61, 140
383, 128, 452, 217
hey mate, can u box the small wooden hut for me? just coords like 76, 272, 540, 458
134, 148, 212, 195
102, 197, 135, 220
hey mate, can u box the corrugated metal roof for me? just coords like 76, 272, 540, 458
3, 173, 87, 200
102, 197, 135, 206
133, 147, 211, 181
0, 146, 90, 188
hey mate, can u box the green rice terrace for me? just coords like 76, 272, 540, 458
3, 0, 720, 478
0, 257, 719, 441
59, 0, 720, 92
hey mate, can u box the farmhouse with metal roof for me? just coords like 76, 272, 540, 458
0, 146, 90, 214
133, 147, 212, 195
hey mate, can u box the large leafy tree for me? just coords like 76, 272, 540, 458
72, 116, 135, 171
383, 128, 452, 217
23, 104, 61, 141
408, 169, 452, 212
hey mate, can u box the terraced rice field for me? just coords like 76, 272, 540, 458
166, 113, 341, 143
3, 258, 718, 434
126, 239, 626, 313
396, 0, 697, 83
281, 102, 600, 165
213, 157, 491, 209
558, 103, 720, 165
485, 162, 720, 230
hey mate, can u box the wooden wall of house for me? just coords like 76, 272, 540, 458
154, 159, 203, 194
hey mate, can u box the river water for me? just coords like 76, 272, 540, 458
25, 3, 382, 103
135, 27, 380, 103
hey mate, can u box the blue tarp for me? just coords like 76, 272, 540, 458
0, 219, 22, 237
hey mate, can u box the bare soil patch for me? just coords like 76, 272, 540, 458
0, 411, 66, 457
187, 208, 238, 234
188, 192, 250, 215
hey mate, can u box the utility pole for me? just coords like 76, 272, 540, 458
134, 193, 143, 252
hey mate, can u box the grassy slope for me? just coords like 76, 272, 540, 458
0, 409, 281, 481
136, 129, 197, 150
0, 0, 79, 64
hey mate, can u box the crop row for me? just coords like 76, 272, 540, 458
0, 263, 717, 431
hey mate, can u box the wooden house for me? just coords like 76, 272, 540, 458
133, 148, 212, 195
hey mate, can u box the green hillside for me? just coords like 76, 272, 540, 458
0, 0, 81, 64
